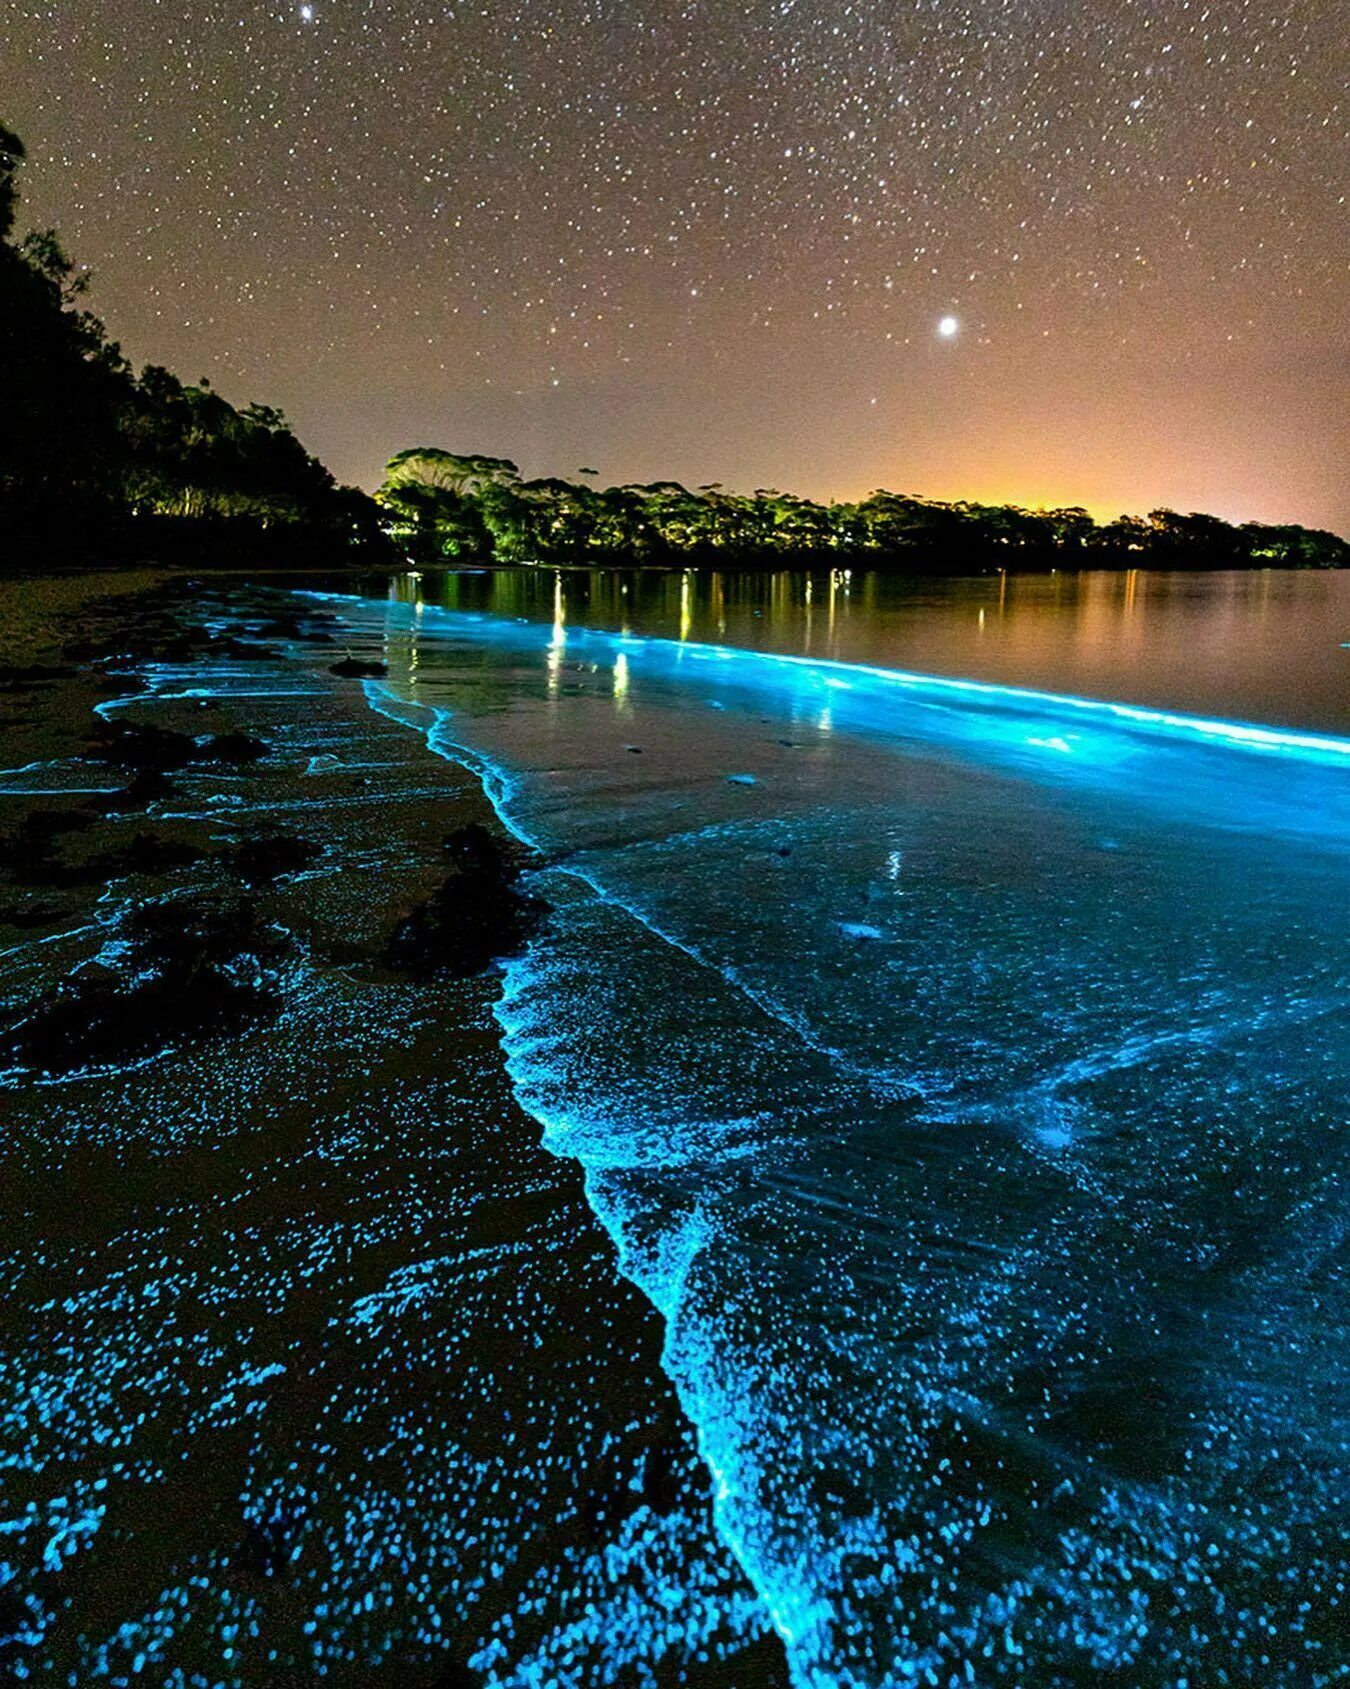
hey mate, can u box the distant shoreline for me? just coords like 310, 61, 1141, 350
6, 552, 1350, 585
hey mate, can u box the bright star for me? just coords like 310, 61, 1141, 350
937, 314, 959, 338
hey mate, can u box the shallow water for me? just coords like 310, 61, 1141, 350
0, 593, 774, 1689
395, 565, 1350, 733
314, 569, 1349, 1687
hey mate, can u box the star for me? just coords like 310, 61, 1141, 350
9, 0, 1342, 531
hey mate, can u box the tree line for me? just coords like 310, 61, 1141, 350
0, 122, 388, 563
376, 448, 1349, 572
3, 114, 1345, 574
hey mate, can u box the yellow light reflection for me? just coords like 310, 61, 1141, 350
546, 572, 566, 695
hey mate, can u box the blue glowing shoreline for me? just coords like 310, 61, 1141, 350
359, 681, 831, 1669
304, 591, 1350, 767
324, 590, 1349, 1686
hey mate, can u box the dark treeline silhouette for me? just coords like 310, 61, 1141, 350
4, 117, 1344, 576
0, 121, 389, 565
377, 449, 1350, 573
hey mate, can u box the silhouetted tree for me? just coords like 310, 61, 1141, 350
370, 449, 1349, 571
0, 124, 23, 241
0, 117, 390, 565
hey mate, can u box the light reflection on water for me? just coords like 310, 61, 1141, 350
312, 579, 1350, 1688
380, 565, 1350, 733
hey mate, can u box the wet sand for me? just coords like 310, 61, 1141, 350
0, 571, 788, 1686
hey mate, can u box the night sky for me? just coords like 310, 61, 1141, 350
3, 0, 1346, 531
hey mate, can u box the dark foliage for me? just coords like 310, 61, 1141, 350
0, 120, 392, 567
376, 450, 1350, 572
8, 112, 1337, 575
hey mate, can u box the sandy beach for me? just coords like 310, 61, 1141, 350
0, 570, 789, 1686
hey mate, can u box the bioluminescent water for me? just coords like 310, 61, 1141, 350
308, 581, 1348, 1687
0, 605, 771, 1689
2, 572, 1345, 1687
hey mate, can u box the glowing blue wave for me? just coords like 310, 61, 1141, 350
305, 591, 1350, 768
330, 589, 1350, 1687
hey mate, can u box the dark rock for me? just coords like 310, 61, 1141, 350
87, 721, 200, 772
2, 893, 290, 1075
211, 637, 278, 660
92, 769, 178, 813
84, 723, 267, 785
241, 1510, 297, 1580
64, 615, 278, 671
16, 809, 97, 844
388, 832, 546, 978
329, 657, 388, 678
145, 631, 217, 663
256, 611, 337, 641
441, 822, 522, 879
126, 895, 288, 969
256, 615, 306, 639
713, 1634, 793, 1687
386, 875, 547, 978
87, 833, 207, 879
91, 671, 150, 697
641, 1438, 683, 1515
199, 732, 269, 765
256, 615, 334, 644
0, 901, 67, 931
4, 829, 205, 890
432, 1657, 479, 1689
226, 835, 322, 886
0, 662, 78, 686
0, 812, 93, 886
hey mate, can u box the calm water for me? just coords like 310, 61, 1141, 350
307, 567, 1348, 1686
391, 566, 1350, 731
3, 568, 1343, 1687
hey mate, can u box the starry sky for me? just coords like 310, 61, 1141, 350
3, 0, 1347, 531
